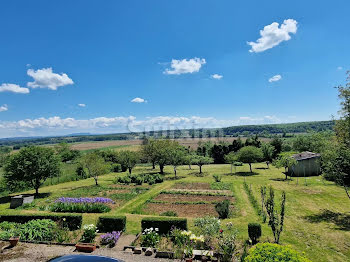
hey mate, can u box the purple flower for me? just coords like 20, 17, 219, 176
100, 231, 121, 247
55, 197, 115, 204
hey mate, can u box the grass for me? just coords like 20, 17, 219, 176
0, 163, 349, 261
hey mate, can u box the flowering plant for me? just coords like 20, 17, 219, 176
141, 228, 160, 248
80, 224, 98, 243
55, 197, 114, 204
100, 231, 121, 247
172, 229, 204, 258
217, 222, 238, 262
50, 197, 114, 213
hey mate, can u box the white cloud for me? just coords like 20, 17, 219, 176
337, 66, 343, 70
78, 104, 86, 107
0, 83, 30, 94
248, 19, 298, 53
0, 114, 286, 138
131, 97, 146, 103
164, 58, 206, 75
268, 74, 282, 83
211, 74, 223, 80
27, 68, 74, 90
0, 105, 8, 112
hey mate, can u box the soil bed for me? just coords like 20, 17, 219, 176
172, 182, 211, 190
154, 194, 233, 203
145, 203, 221, 217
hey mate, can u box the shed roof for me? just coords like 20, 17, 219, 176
292, 151, 321, 161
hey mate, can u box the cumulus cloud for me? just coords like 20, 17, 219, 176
164, 58, 206, 75
268, 75, 282, 82
0, 114, 285, 138
211, 74, 223, 80
248, 19, 298, 53
27, 68, 74, 90
78, 104, 86, 107
131, 97, 146, 103
0, 83, 30, 94
0, 105, 8, 112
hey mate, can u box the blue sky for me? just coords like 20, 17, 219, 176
0, 0, 348, 138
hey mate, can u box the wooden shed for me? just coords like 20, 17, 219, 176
287, 151, 321, 177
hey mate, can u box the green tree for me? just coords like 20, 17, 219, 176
224, 152, 237, 174
141, 138, 157, 169
270, 137, 283, 158
274, 152, 298, 180
0, 146, 12, 167
81, 152, 109, 185
152, 139, 174, 174
261, 186, 286, 244
117, 150, 139, 174
236, 146, 263, 173
4, 146, 60, 195
168, 145, 186, 177
54, 142, 80, 162
192, 155, 213, 174
261, 143, 274, 168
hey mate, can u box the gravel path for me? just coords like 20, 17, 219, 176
0, 242, 180, 262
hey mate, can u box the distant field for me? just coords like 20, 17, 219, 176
67, 137, 272, 151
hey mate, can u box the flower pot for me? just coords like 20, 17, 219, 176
75, 243, 96, 253
185, 258, 193, 262
9, 236, 20, 247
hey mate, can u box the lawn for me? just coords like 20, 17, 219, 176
0, 163, 349, 261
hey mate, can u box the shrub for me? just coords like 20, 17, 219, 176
194, 216, 221, 237
141, 227, 160, 247
97, 216, 126, 233
0, 213, 82, 230
160, 211, 178, 217
217, 222, 238, 262
100, 231, 121, 247
215, 199, 230, 219
213, 174, 222, 182
135, 176, 144, 185
117, 176, 131, 185
248, 223, 262, 244
111, 163, 122, 173
19, 219, 57, 242
141, 217, 187, 235
245, 243, 311, 262
80, 224, 98, 243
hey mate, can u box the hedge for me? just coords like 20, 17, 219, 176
141, 217, 187, 235
0, 213, 82, 230
97, 215, 126, 233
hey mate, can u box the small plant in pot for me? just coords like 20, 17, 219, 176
76, 224, 98, 252
9, 235, 20, 247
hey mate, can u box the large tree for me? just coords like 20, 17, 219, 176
4, 146, 60, 195
274, 152, 298, 180
81, 152, 109, 185
117, 150, 139, 174
192, 155, 213, 174
152, 139, 175, 174
168, 145, 186, 177
224, 152, 238, 174
236, 146, 263, 173
261, 143, 274, 168
141, 138, 158, 169
54, 142, 80, 163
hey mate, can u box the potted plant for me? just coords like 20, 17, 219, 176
9, 236, 20, 247
75, 224, 98, 252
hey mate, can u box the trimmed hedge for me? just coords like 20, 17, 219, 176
0, 213, 82, 230
141, 217, 187, 235
97, 215, 126, 233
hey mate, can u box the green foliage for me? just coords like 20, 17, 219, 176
75, 165, 87, 179
80, 224, 97, 243
117, 173, 163, 185
192, 155, 214, 173
236, 146, 263, 172
243, 182, 265, 222
245, 243, 311, 262
4, 146, 60, 194
217, 222, 238, 262
160, 211, 178, 217
261, 186, 286, 244
80, 152, 110, 185
19, 219, 57, 242
215, 199, 230, 219
248, 223, 262, 244
0, 214, 82, 230
213, 174, 222, 182
141, 227, 160, 247
111, 163, 122, 172
211, 182, 232, 190
194, 216, 221, 238
261, 143, 274, 162
141, 217, 187, 235
54, 142, 80, 163
117, 150, 139, 174
273, 152, 298, 180
97, 216, 126, 233
49, 202, 111, 213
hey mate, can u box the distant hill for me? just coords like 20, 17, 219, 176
0, 120, 335, 148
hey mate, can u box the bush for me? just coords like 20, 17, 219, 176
141, 228, 160, 247
117, 176, 131, 185
160, 211, 178, 217
19, 219, 57, 242
100, 231, 121, 247
213, 174, 222, 182
111, 163, 122, 173
245, 243, 311, 262
248, 223, 262, 244
135, 176, 144, 185
97, 216, 126, 233
215, 200, 230, 219
80, 224, 98, 243
141, 217, 187, 235
194, 216, 221, 237
0, 213, 82, 230
49, 202, 111, 213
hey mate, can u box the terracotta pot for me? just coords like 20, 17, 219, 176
185, 259, 193, 262
9, 236, 20, 247
75, 243, 96, 253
